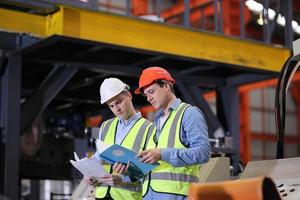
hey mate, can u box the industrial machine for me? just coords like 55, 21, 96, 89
188, 38, 300, 200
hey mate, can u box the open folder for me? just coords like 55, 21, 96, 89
70, 152, 107, 181
96, 139, 159, 179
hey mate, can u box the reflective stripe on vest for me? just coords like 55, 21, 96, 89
143, 103, 200, 197
100, 183, 141, 192
96, 117, 152, 200
132, 120, 151, 152
101, 119, 115, 141
144, 172, 199, 183
144, 124, 155, 150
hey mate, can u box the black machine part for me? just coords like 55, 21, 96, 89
275, 53, 300, 159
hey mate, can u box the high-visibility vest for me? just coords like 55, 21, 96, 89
143, 103, 200, 197
96, 117, 155, 200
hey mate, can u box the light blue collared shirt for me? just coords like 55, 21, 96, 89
98, 112, 142, 144
143, 98, 211, 200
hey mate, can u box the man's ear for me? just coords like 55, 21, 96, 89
165, 83, 171, 91
128, 91, 133, 100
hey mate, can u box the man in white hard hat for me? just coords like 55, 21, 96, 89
91, 78, 155, 200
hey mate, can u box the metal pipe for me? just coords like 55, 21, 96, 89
156, 0, 161, 18
214, 0, 220, 33
126, 0, 131, 16
240, 0, 245, 38
283, 0, 293, 49
184, 0, 190, 27
263, 0, 271, 43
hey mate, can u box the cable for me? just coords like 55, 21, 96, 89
275, 54, 300, 159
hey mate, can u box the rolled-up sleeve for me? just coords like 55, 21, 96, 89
161, 106, 211, 167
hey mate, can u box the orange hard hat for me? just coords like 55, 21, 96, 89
135, 66, 175, 94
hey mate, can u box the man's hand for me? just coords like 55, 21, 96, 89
137, 149, 161, 164
83, 177, 99, 186
99, 174, 123, 186
113, 162, 130, 175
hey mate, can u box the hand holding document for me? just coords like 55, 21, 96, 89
70, 152, 107, 182
95, 139, 159, 179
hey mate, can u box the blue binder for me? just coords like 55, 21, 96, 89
100, 144, 159, 178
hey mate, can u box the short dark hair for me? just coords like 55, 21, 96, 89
141, 79, 174, 95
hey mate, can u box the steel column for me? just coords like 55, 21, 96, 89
1, 52, 22, 200
216, 86, 240, 174
0, 55, 4, 195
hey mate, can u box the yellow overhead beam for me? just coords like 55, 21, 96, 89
0, 6, 290, 72
0, 7, 46, 36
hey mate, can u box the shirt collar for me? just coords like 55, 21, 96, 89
169, 98, 182, 110
119, 111, 141, 125
154, 98, 182, 121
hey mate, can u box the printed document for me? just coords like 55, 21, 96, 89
70, 152, 107, 181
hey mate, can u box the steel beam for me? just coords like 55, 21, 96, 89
226, 73, 275, 86
1, 52, 22, 200
189, 85, 225, 138
21, 65, 77, 131
0, 6, 290, 72
0, 0, 55, 14
176, 81, 223, 138
29, 59, 224, 87
0, 7, 46, 36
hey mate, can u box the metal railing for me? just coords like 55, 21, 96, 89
0, 0, 297, 48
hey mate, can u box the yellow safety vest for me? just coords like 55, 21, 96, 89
143, 103, 200, 197
96, 117, 155, 200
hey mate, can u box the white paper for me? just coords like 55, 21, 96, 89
74, 152, 80, 161
70, 152, 107, 181
95, 139, 111, 154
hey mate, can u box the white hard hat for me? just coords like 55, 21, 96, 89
100, 78, 130, 104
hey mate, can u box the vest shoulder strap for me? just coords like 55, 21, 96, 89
101, 118, 116, 141
167, 103, 190, 147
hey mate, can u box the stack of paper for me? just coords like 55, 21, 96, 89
70, 152, 107, 181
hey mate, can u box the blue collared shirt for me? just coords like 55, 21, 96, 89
98, 112, 142, 144
144, 98, 211, 200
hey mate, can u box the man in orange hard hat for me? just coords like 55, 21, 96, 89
136, 67, 211, 200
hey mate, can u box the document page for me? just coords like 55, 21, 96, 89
70, 152, 107, 181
